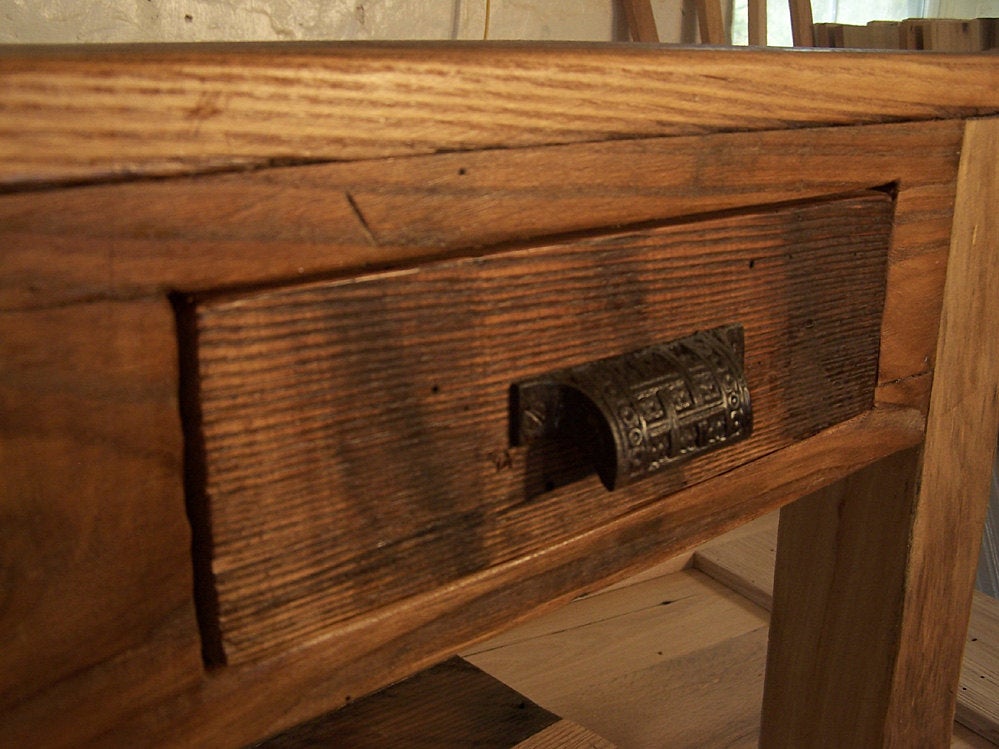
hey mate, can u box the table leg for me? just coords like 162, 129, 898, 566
761, 117, 999, 746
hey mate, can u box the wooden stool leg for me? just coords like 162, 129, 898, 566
695, 0, 727, 44
788, 0, 814, 46
748, 0, 767, 45
622, 0, 660, 43
761, 117, 999, 746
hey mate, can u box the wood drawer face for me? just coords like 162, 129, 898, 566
182, 193, 893, 665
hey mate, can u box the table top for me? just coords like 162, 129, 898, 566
1, 44, 997, 188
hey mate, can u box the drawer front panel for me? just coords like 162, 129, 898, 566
184, 194, 893, 664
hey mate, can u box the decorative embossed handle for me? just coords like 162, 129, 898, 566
510, 324, 752, 491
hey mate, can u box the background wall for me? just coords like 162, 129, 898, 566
5, 1, 996, 46
0, 1, 695, 44
0, 0, 999, 46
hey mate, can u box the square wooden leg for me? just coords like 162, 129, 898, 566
762, 118, 999, 746
762, 450, 920, 745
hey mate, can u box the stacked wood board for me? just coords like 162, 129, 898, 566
814, 18, 998, 50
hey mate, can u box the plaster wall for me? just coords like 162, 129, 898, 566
0, 0, 691, 44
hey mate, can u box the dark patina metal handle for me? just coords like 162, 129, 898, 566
510, 324, 752, 491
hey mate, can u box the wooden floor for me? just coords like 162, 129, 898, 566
464, 511, 999, 748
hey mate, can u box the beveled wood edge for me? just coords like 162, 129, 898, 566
0, 44, 995, 188
84, 406, 924, 746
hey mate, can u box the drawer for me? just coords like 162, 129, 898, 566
178, 192, 893, 665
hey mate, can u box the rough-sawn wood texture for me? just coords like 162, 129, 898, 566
187, 194, 893, 664
2, 44, 994, 749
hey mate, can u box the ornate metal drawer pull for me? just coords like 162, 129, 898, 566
510, 324, 752, 491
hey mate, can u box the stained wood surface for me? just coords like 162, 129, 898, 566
0, 53, 986, 746
1, 119, 963, 422
788, 0, 815, 46
467, 514, 997, 747
622, 0, 660, 42
748, 0, 767, 46
815, 19, 996, 52
189, 195, 892, 664
0, 116, 962, 746
695, 0, 727, 45
0, 299, 202, 716
0, 120, 961, 315
762, 118, 999, 747
695, 511, 999, 745
0, 45, 996, 187
925, 19, 993, 52
762, 449, 923, 746
9, 408, 921, 748
881, 117, 999, 745
254, 657, 568, 748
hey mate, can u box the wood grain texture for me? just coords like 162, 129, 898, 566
0, 300, 203, 728
0, 119, 961, 747
465, 570, 768, 699
1, 119, 962, 424
622, 0, 660, 42
467, 570, 769, 748
955, 724, 999, 749
254, 657, 563, 748
695, 0, 728, 44
0, 50, 986, 746
0, 120, 963, 747
881, 117, 999, 746
763, 443, 999, 745
788, 0, 815, 46
761, 448, 922, 747
692, 516, 778, 612
961, 592, 999, 744
513, 720, 616, 749
901, 19, 928, 50
188, 195, 892, 664
0, 120, 961, 315
925, 19, 991, 52
748, 0, 767, 46
30, 408, 923, 748
0, 45, 996, 187
549, 627, 768, 749
470, 524, 996, 748
761, 117, 999, 748
697, 515, 999, 745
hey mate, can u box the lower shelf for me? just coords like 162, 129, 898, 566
256, 509, 999, 747
464, 511, 999, 748
255, 655, 614, 748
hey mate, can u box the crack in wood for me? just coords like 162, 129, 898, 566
345, 191, 378, 246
